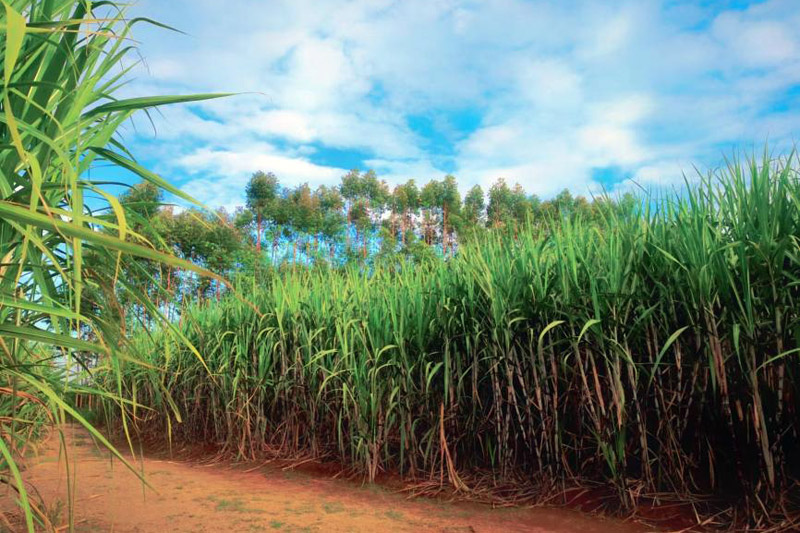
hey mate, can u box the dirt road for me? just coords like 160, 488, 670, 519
3, 426, 653, 532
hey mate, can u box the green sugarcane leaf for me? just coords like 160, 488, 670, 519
83, 93, 231, 118
2, 2, 27, 86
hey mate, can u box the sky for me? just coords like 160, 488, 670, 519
117, 0, 800, 211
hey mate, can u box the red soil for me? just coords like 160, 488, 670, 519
2, 426, 658, 532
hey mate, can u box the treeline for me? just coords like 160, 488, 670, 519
118, 169, 634, 307
234, 169, 630, 261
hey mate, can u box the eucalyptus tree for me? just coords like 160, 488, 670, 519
120, 182, 163, 220
350, 199, 372, 259
340, 169, 363, 201
461, 184, 486, 240
363, 169, 391, 220
155, 208, 246, 301
340, 169, 363, 251
362, 170, 390, 257
420, 179, 441, 246
376, 222, 399, 264
338, 169, 388, 258
286, 183, 321, 265
390, 184, 408, 245
509, 182, 534, 227
204, 209, 245, 295
233, 207, 256, 245
440, 175, 461, 255
392, 179, 419, 245
551, 188, 574, 214
486, 178, 514, 228
463, 185, 486, 227
268, 187, 292, 264
245, 171, 279, 252
315, 186, 346, 261
527, 194, 542, 222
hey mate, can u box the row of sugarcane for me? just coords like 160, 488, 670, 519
107, 152, 800, 526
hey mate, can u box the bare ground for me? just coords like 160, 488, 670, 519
2, 426, 655, 532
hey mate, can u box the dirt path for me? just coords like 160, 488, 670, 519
4, 426, 654, 532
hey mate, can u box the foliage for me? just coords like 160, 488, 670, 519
207, 168, 607, 272
125, 163, 616, 290
112, 152, 800, 528
0, 1, 225, 529
245, 171, 279, 252
3, 2, 799, 532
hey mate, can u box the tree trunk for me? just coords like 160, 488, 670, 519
443, 203, 448, 255
346, 204, 351, 251
256, 213, 262, 252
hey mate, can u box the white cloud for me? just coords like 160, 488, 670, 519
577, 124, 647, 166
713, 16, 798, 68
124, 0, 800, 207
516, 59, 583, 109
242, 110, 316, 143
177, 148, 342, 182
361, 158, 444, 187
631, 160, 692, 188
174, 144, 347, 212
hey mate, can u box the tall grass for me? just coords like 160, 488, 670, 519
116, 152, 800, 527
1, 1, 224, 530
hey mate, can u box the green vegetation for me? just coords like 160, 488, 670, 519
2, 1, 799, 531
111, 152, 800, 527
0, 1, 224, 530
109, 168, 617, 314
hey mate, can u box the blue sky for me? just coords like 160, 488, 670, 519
117, 0, 800, 211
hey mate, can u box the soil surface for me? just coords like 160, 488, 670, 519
3, 425, 656, 532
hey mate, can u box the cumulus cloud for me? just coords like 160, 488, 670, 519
124, 0, 800, 206
175, 144, 347, 211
